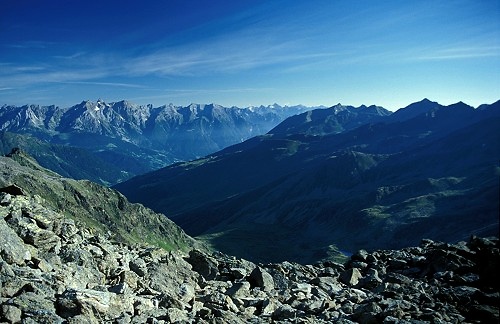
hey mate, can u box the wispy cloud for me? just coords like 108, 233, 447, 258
54, 81, 146, 88
4, 40, 56, 49
414, 46, 500, 61
52, 52, 87, 60
0, 20, 312, 87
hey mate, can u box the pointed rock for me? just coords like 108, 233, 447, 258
339, 268, 363, 286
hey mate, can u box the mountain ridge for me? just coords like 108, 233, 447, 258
0, 100, 325, 184
0, 148, 199, 251
2, 98, 419, 185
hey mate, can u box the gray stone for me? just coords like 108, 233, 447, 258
66, 314, 99, 324
228, 267, 247, 279
22, 208, 56, 230
119, 270, 140, 290
59, 219, 78, 240
132, 296, 156, 315
249, 266, 274, 291
129, 257, 147, 277
147, 260, 197, 302
311, 276, 343, 295
166, 307, 189, 323
357, 268, 382, 289
339, 267, 363, 286
0, 218, 31, 265
186, 249, 219, 281
201, 291, 239, 313
226, 281, 251, 299
59, 288, 111, 315
1, 304, 22, 323
109, 282, 129, 294
352, 249, 369, 262
0, 192, 12, 206
385, 272, 412, 285
261, 298, 279, 317
32, 256, 53, 272
58, 263, 105, 290
97, 252, 120, 278
178, 283, 195, 303
1, 277, 31, 298
272, 303, 297, 320
8, 291, 57, 317
353, 301, 383, 320
20, 221, 61, 252
59, 244, 94, 266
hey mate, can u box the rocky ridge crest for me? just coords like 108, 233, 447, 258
1, 189, 498, 323
0, 150, 198, 253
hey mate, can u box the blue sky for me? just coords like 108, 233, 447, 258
1, 0, 499, 110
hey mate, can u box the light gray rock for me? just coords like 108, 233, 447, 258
129, 257, 147, 277
186, 249, 219, 281
0, 192, 12, 206
310, 276, 343, 295
1, 304, 22, 323
272, 303, 297, 320
249, 266, 274, 292
59, 288, 111, 315
0, 218, 31, 265
178, 283, 195, 303
166, 307, 189, 323
225, 281, 251, 299
339, 267, 363, 286
261, 298, 279, 317
58, 219, 79, 240
8, 291, 59, 319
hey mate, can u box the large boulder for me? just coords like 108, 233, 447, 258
0, 218, 31, 265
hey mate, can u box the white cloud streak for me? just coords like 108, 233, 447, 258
414, 46, 500, 61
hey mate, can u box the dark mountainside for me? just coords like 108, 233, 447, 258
0, 151, 498, 322
0, 100, 321, 185
268, 103, 391, 136
115, 99, 500, 264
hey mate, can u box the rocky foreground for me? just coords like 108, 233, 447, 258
1, 190, 498, 323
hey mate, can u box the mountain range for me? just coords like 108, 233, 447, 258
114, 99, 500, 263
0, 100, 322, 185
2, 97, 498, 264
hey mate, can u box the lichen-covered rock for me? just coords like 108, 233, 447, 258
1, 304, 22, 323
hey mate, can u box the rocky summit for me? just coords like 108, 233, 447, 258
1, 189, 498, 323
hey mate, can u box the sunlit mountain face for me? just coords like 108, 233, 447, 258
0, 100, 327, 184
